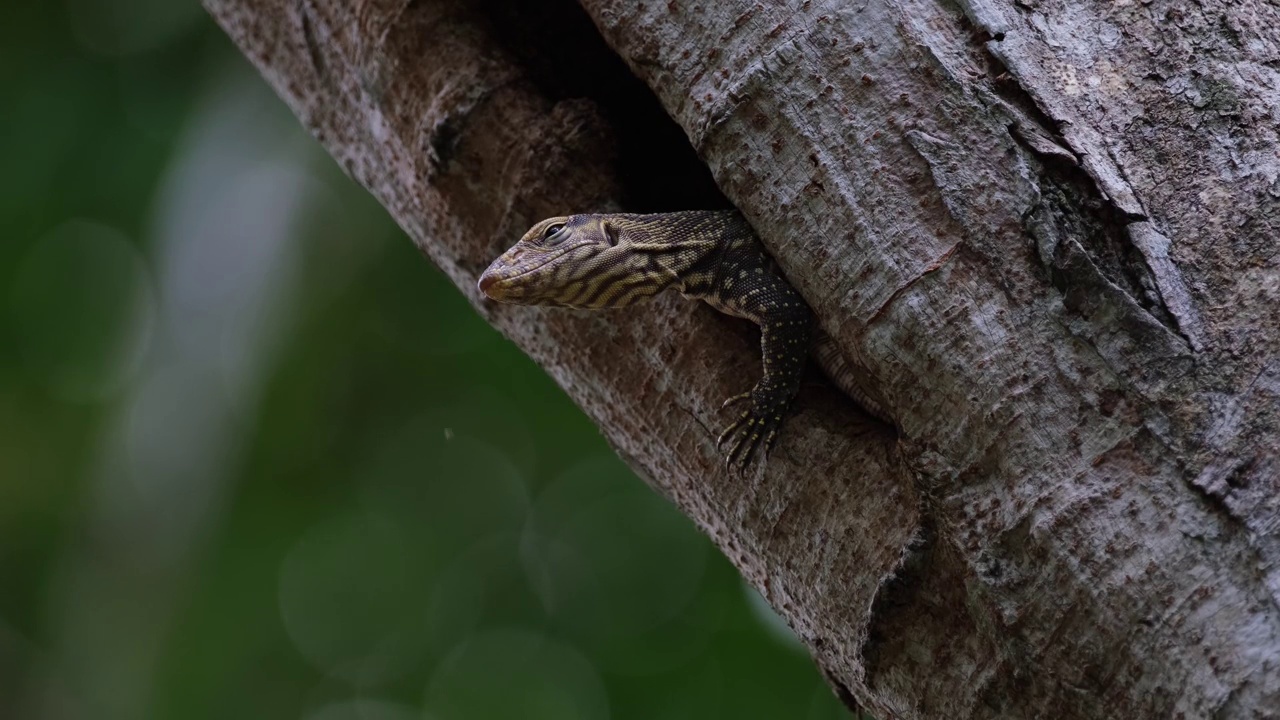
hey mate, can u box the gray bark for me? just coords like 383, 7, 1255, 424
204, 0, 1280, 717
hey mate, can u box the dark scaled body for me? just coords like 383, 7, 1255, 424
478, 210, 815, 471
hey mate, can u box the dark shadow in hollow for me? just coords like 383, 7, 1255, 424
476, 0, 730, 213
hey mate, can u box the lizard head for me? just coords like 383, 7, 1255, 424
478, 214, 652, 308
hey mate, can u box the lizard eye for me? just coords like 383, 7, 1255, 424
542, 223, 566, 243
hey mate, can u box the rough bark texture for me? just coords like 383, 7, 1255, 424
203, 0, 1280, 718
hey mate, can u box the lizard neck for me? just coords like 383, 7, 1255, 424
610, 211, 745, 296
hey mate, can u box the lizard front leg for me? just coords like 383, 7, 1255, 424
687, 243, 815, 472
717, 304, 814, 471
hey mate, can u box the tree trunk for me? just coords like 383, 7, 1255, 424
203, 0, 1280, 717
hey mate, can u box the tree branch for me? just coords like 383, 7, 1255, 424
204, 0, 1280, 717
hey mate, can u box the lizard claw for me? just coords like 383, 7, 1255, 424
716, 388, 788, 474
720, 392, 752, 411
727, 424, 764, 474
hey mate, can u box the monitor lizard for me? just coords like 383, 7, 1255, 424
478, 210, 890, 472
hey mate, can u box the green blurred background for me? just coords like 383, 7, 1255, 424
1, 3, 851, 718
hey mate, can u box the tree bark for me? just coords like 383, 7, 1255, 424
203, 0, 1280, 718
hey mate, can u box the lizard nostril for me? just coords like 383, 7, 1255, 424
477, 271, 499, 297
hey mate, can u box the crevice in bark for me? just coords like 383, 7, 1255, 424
427, 113, 463, 176
978, 61, 1149, 316
861, 517, 935, 675
976, 34, 1064, 148
1014, 139, 1199, 366
298, 0, 331, 88
956, 10, 1204, 359
1032, 159, 1169, 320
474, 0, 729, 213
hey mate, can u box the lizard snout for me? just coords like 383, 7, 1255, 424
477, 269, 499, 298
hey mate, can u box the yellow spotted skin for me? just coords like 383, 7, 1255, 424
479, 211, 814, 471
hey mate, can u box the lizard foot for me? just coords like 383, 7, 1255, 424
716, 390, 785, 474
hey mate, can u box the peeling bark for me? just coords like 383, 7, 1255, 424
204, 0, 1280, 718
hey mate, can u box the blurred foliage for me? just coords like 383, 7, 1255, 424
0, 3, 853, 719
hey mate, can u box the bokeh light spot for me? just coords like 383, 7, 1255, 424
358, 421, 530, 560
278, 514, 433, 687
407, 390, 537, 475
305, 699, 421, 720
520, 455, 710, 672
425, 629, 608, 720
416, 535, 543, 670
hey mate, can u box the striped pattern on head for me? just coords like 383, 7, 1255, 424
478, 213, 696, 309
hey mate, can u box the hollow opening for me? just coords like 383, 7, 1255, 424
477, 0, 731, 213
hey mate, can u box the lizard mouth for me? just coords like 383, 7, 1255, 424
478, 247, 576, 300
